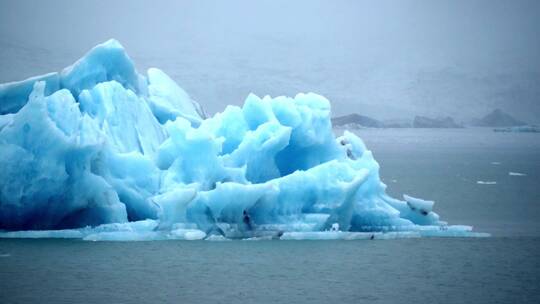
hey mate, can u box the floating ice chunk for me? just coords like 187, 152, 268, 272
0, 40, 485, 239
491, 162, 501, 165
169, 228, 206, 240
477, 181, 497, 185
509, 172, 526, 176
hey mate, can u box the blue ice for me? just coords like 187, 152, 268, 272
0, 40, 486, 240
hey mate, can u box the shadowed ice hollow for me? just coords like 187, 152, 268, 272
0, 40, 487, 240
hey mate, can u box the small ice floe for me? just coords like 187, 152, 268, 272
391, 179, 398, 183
491, 162, 501, 165
477, 181, 497, 185
509, 172, 527, 176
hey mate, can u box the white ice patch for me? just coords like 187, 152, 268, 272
509, 172, 527, 176
0, 221, 489, 241
477, 181, 497, 185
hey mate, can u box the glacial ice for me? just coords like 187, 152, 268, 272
0, 40, 486, 240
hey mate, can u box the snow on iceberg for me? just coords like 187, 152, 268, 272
0, 40, 486, 240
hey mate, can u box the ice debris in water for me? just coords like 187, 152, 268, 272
477, 181, 497, 185
0, 40, 487, 240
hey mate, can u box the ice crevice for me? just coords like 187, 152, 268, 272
0, 40, 488, 240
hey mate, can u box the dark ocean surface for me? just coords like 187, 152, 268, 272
1, 238, 539, 304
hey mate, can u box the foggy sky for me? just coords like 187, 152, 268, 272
1, 0, 539, 123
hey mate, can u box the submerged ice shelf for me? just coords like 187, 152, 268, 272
0, 40, 487, 240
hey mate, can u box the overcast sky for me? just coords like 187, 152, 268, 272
1, 0, 539, 122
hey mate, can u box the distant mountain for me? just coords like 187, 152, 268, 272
471, 109, 526, 127
333, 113, 463, 129
413, 116, 462, 128
331, 113, 385, 128
382, 119, 412, 128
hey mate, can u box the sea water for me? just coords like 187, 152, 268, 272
1, 128, 539, 304
351, 127, 540, 237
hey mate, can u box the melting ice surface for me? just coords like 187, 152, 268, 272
0, 40, 487, 240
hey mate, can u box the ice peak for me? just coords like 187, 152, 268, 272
60, 39, 139, 96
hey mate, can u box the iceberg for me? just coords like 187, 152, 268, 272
0, 40, 486, 240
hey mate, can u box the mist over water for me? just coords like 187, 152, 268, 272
1, 0, 539, 123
